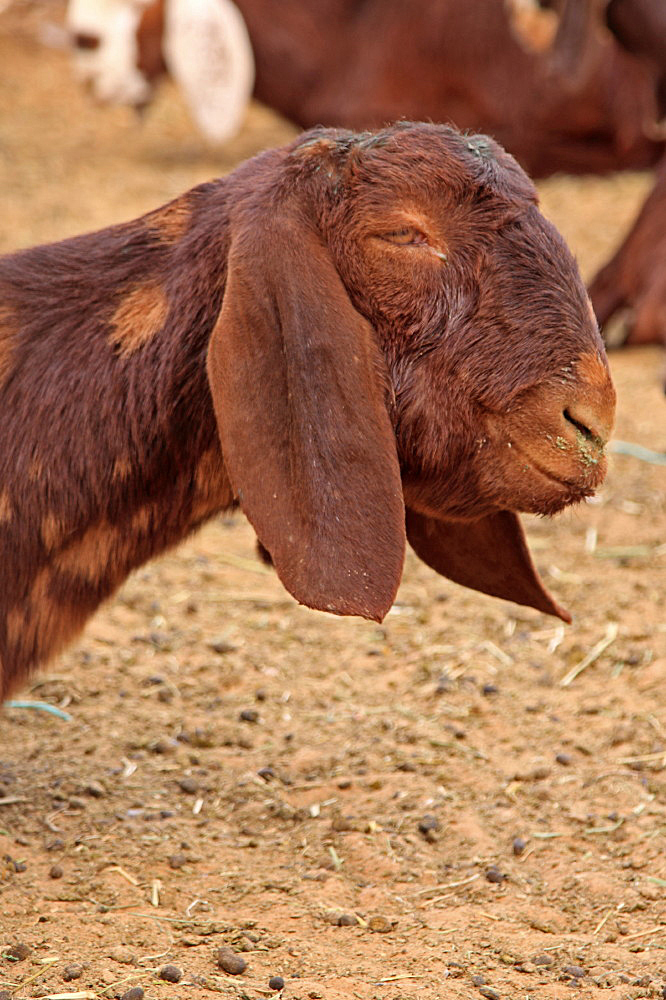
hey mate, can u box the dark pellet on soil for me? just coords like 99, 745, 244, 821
563, 966, 586, 978
533, 954, 555, 966
45, 838, 65, 851
485, 866, 506, 883
258, 766, 275, 781
472, 974, 487, 985
337, 913, 358, 926
121, 989, 145, 1000
482, 683, 499, 696
418, 814, 439, 841
5, 943, 30, 961
556, 752, 572, 765
269, 976, 285, 990
158, 965, 182, 983
49, 863, 64, 879
479, 987, 500, 1000
62, 964, 83, 981
178, 777, 198, 795
168, 854, 187, 869
512, 837, 527, 855
239, 708, 259, 723
217, 947, 247, 975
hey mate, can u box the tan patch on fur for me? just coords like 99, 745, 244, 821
146, 197, 191, 244
505, 0, 557, 52
191, 447, 233, 521
112, 456, 133, 481
7, 569, 86, 675
131, 504, 155, 535
6, 606, 23, 650
0, 490, 12, 524
0, 305, 17, 387
575, 351, 612, 390
110, 282, 168, 357
55, 520, 119, 582
41, 512, 65, 550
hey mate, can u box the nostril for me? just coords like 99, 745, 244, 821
563, 408, 595, 442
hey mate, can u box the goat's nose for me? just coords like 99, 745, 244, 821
563, 353, 616, 448
562, 401, 613, 448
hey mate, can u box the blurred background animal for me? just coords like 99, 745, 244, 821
65, 0, 666, 363
67, 0, 254, 145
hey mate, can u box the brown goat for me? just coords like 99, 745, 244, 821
0, 123, 615, 701
115, 0, 661, 177
590, 153, 666, 353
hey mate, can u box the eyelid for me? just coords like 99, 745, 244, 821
381, 227, 428, 246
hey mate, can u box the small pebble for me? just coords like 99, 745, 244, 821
109, 946, 135, 965
168, 854, 187, 870
62, 964, 83, 981
85, 780, 106, 797
472, 974, 487, 986
482, 683, 499, 696
479, 988, 500, 1000
5, 943, 30, 961
178, 777, 199, 795
269, 976, 285, 991
367, 915, 393, 933
121, 989, 145, 1000
158, 965, 182, 983
485, 866, 506, 883
216, 947, 247, 975
209, 637, 238, 654
239, 708, 259, 723
49, 864, 64, 879
533, 954, 555, 967
563, 965, 586, 978
512, 836, 527, 856
337, 913, 358, 926
417, 814, 439, 842
556, 752, 572, 766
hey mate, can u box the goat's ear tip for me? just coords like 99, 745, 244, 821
555, 603, 573, 625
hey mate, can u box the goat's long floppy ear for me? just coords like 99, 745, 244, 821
163, 0, 254, 145
406, 508, 571, 623
207, 207, 406, 622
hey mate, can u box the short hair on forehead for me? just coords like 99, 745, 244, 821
289, 121, 537, 209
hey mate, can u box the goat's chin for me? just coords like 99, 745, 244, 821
487, 454, 603, 518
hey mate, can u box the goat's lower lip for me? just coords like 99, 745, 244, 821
510, 440, 597, 495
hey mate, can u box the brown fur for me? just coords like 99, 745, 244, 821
146, 197, 192, 245
0, 123, 616, 700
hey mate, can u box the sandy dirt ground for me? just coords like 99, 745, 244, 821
1, 6, 666, 1000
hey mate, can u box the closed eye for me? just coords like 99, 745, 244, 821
381, 227, 428, 246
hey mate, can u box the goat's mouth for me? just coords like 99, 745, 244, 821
509, 437, 602, 507
495, 428, 607, 516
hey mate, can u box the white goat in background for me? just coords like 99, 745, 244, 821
66, 0, 254, 145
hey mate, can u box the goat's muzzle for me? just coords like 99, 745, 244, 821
484, 351, 616, 516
